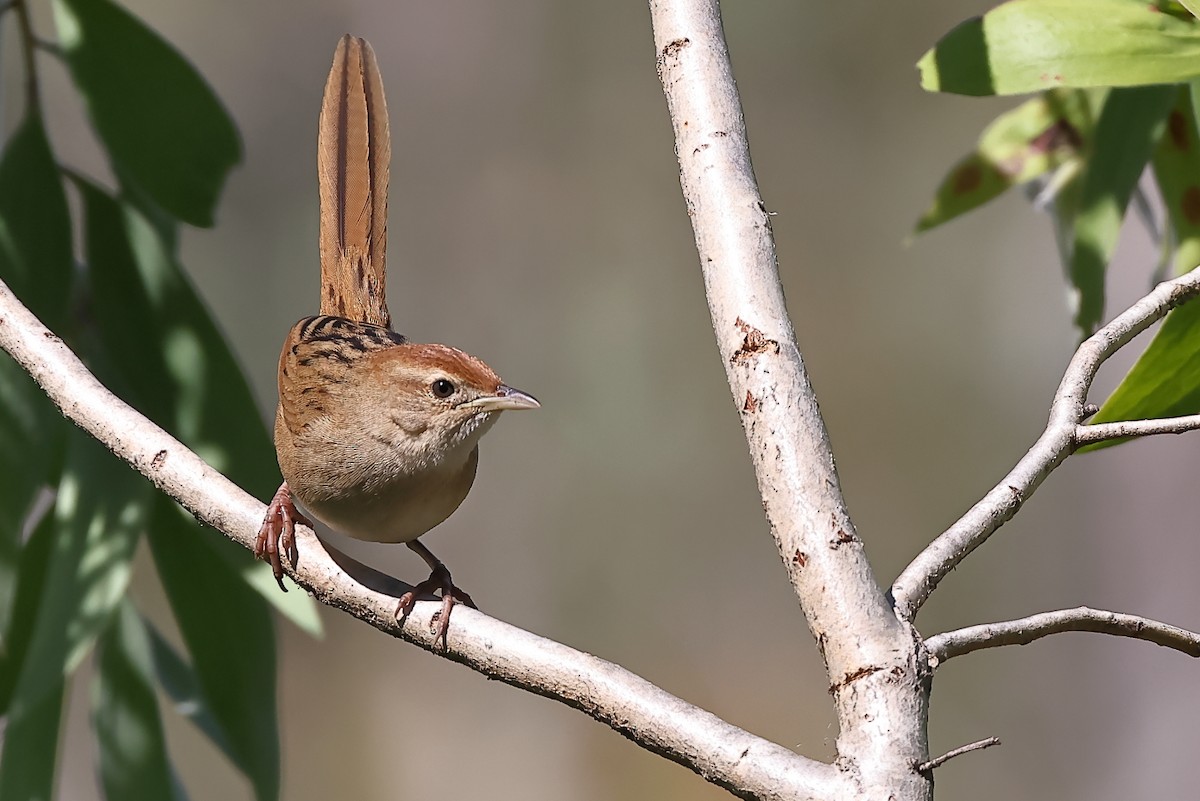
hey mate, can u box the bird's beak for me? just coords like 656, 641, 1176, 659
459, 385, 541, 412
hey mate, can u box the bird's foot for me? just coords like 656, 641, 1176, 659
395, 559, 477, 649
254, 482, 310, 591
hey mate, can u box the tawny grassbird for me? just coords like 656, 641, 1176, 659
255, 35, 538, 643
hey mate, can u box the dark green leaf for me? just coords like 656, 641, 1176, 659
0, 113, 72, 327
147, 496, 279, 801
1069, 86, 1174, 336
919, 0, 1200, 97
0, 115, 72, 618
915, 89, 1092, 234
145, 619, 237, 765
93, 602, 180, 801
0, 359, 62, 539
0, 677, 64, 801
72, 179, 318, 629
52, 0, 241, 226
0, 359, 64, 651
77, 177, 175, 423
5, 431, 148, 715
0, 511, 57, 715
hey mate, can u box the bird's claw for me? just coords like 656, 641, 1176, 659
395, 564, 477, 649
255, 482, 309, 591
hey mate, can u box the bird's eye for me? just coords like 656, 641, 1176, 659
431, 378, 456, 398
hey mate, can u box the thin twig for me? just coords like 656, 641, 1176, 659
926, 607, 1200, 662
891, 266, 1200, 620
916, 737, 1000, 773
1074, 414, 1200, 445
0, 274, 843, 800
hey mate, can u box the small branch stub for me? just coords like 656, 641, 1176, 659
917, 737, 1000, 773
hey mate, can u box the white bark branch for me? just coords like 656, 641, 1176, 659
1074, 413, 1200, 445
0, 277, 843, 801
926, 607, 1200, 662
891, 266, 1200, 620
650, 1, 930, 796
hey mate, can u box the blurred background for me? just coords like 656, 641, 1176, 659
12, 0, 1200, 798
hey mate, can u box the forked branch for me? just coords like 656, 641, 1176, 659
891, 266, 1200, 620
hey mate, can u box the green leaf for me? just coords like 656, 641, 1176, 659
1068, 85, 1174, 336
1083, 89, 1200, 451
145, 619, 237, 765
0, 115, 72, 622
1155, 86, 1200, 274
0, 358, 65, 651
52, 0, 241, 226
147, 496, 279, 801
75, 179, 320, 633
5, 431, 148, 716
0, 115, 71, 618
0, 677, 65, 801
915, 89, 1092, 234
92, 602, 180, 801
0, 359, 62, 539
1083, 297, 1200, 450
918, 0, 1200, 97
0, 114, 73, 327
77, 177, 176, 422
0, 511, 57, 716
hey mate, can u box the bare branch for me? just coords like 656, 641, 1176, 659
926, 607, 1200, 662
891, 267, 1200, 620
0, 278, 844, 801
916, 737, 1000, 773
650, 1, 929, 793
1074, 414, 1200, 445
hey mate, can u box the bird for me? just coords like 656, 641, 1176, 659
255, 34, 538, 645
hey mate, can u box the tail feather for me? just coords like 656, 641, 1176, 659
317, 35, 391, 328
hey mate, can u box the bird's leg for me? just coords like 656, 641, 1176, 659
396, 539, 477, 648
254, 482, 309, 591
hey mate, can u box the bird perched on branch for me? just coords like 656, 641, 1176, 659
255, 35, 538, 644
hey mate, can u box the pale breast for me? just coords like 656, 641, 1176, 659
297, 446, 479, 543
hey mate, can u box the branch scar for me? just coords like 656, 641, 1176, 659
661, 37, 690, 59
828, 665, 885, 693
730, 318, 779, 364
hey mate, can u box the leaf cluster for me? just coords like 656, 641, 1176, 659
0, 2, 318, 799
916, 0, 1200, 438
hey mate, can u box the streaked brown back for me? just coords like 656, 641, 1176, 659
317, 35, 391, 328
277, 315, 407, 438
